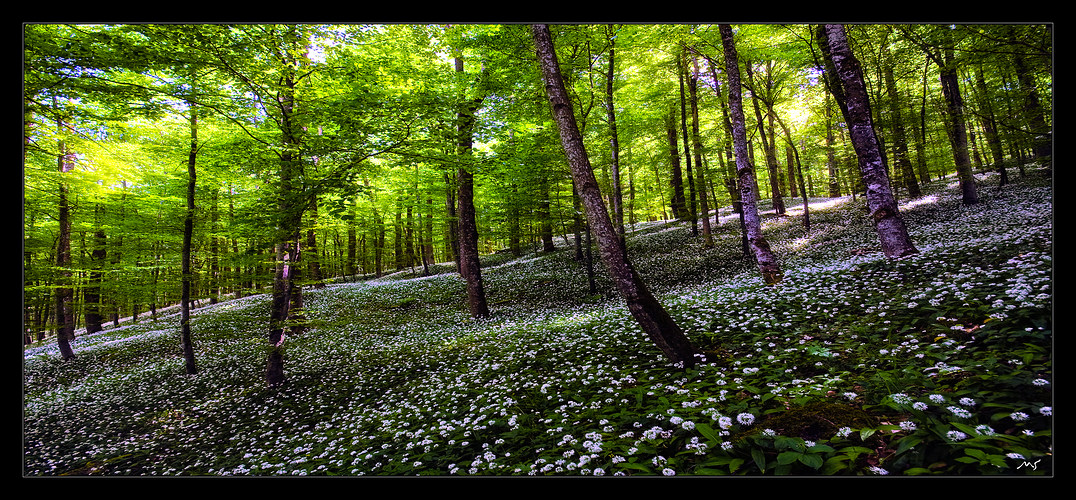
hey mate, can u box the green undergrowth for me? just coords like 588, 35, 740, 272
23, 170, 1052, 476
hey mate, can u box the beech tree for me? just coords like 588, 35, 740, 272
719, 25, 783, 284
819, 24, 918, 258
533, 24, 699, 368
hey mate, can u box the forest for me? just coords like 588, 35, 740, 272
23, 23, 1052, 476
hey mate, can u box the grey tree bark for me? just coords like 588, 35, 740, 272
821, 24, 919, 258
532, 24, 698, 368
719, 25, 783, 284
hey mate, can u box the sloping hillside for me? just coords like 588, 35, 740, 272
23, 171, 1052, 476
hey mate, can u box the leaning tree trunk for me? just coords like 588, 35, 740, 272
533, 24, 698, 368
822, 24, 919, 258
719, 24, 783, 284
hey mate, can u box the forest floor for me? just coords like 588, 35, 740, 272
23, 167, 1053, 477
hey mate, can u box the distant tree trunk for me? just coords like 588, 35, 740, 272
882, 47, 921, 198
455, 54, 490, 319
84, 206, 107, 335
346, 208, 357, 277
394, 200, 404, 271
540, 179, 556, 252
54, 103, 76, 361
743, 62, 785, 216
180, 103, 199, 376
825, 94, 842, 197
443, 170, 460, 271
821, 24, 919, 258
1010, 36, 1051, 162
772, 113, 811, 231
665, 109, 688, 221
936, 29, 979, 205
686, 54, 713, 247
678, 54, 698, 236
306, 198, 325, 288
606, 25, 625, 243
533, 24, 698, 368
705, 58, 742, 214
972, 66, 1007, 185
720, 24, 783, 284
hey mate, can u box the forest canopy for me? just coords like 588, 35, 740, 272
22, 22, 1053, 478
24, 22, 1051, 363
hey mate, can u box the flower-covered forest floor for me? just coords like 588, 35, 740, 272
23, 168, 1053, 476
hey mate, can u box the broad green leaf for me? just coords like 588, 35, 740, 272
777, 450, 802, 465
751, 447, 767, 472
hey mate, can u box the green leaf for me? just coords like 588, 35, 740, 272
965, 448, 988, 461
777, 451, 802, 465
729, 458, 745, 473
860, 428, 877, 441
798, 453, 824, 469
894, 435, 923, 455
820, 455, 849, 475
695, 422, 722, 444
751, 447, 767, 473
615, 461, 652, 473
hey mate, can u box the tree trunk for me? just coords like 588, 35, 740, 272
719, 25, 783, 284
84, 206, 107, 335
938, 39, 979, 205
180, 104, 198, 376
533, 24, 698, 368
54, 104, 76, 361
455, 54, 490, 319
664, 109, 688, 221
973, 66, 1008, 185
744, 62, 786, 217
822, 24, 919, 258
882, 48, 921, 198
678, 55, 698, 236
606, 26, 625, 243
1010, 35, 1051, 161
306, 198, 325, 288
686, 54, 713, 247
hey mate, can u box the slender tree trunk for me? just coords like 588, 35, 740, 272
720, 25, 783, 284
533, 24, 698, 368
306, 198, 324, 288
744, 62, 785, 216
706, 58, 742, 214
266, 27, 307, 386
678, 55, 698, 236
882, 47, 921, 198
180, 104, 199, 376
84, 206, 107, 335
443, 171, 460, 271
1010, 37, 1051, 161
822, 24, 919, 258
687, 54, 713, 247
455, 54, 490, 319
973, 66, 1008, 185
665, 109, 688, 221
825, 94, 841, 197
54, 102, 76, 361
606, 26, 625, 243
938, 39, 979, 205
